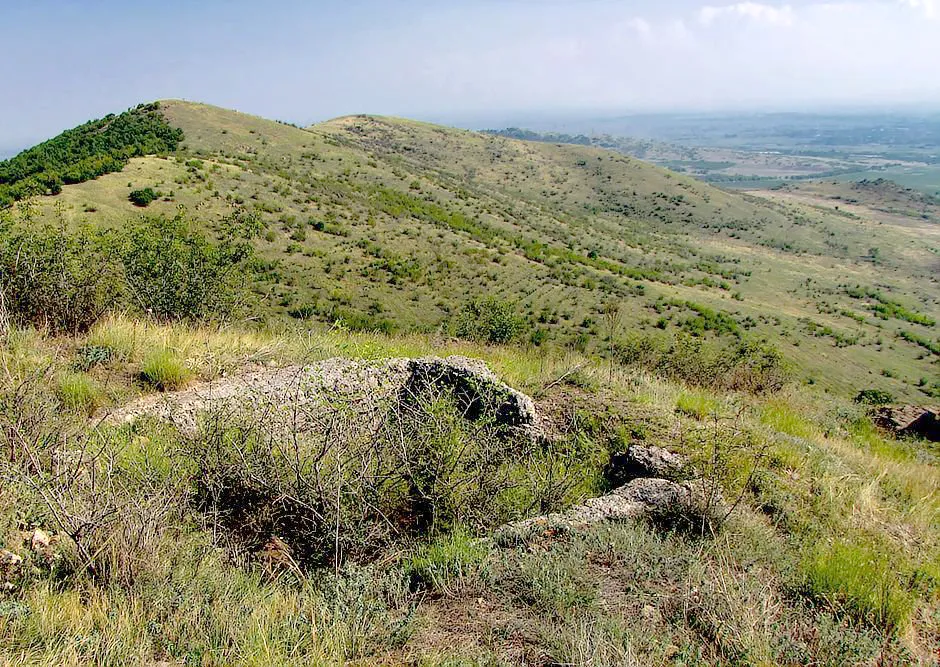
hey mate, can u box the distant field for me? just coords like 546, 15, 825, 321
487, 111, 940, 194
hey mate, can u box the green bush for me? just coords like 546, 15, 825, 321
0, 223, 122, 333
854, 389, 894, 406
128, 188, 157, 207
119, 210, 258, 322
614, 332, 789, 394
453, 296, 528, 344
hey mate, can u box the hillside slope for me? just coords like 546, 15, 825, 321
5, 100, 938, 400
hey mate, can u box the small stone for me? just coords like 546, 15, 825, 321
0, 550, 22, 570
30, 529, 51, 552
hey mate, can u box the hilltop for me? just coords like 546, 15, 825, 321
2, 100, 936, 402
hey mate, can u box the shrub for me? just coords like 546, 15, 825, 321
140, 349, 192, 390
190, 383, 595, 569
0, 223, 122, 333
614, 332, 789, 394
128, 188, 157, 207
854, 389, 894, 406
119, 210, 258, 322
453, 296, 528, 344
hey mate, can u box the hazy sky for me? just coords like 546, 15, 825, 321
2, 0, 939, 153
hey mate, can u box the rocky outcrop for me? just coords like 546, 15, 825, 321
497, 476, 722, 544
497, 444, 722, 544
606, 444, 686, 487
874, 405, 939, 442
102, 356, 541, 438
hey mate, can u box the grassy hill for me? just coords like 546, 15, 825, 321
4, 100, 938, 402
0, 102, 938, 665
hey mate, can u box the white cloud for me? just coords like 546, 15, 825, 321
624, 17, 652, 35
898, 0, 938, 19
699, 2, 795, 27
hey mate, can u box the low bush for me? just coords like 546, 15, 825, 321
854, 388, 894, 406
0, 224, 122, 333
118, 209, 259, 322
453, 296, 529, 344
128, 187, 157, 207
190, 384, 600, 569
614, 332, 789, 394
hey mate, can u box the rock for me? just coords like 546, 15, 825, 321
30, 529, 51, 552
874, 405, 939, 442
102, 355, 542, 439
0, 549, 23, 588
28, 529, 58, 563
404, 356, 539, 431
496, 477, 719, 543
607, 444, 686, 485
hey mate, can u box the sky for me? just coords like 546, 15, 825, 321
2, 0, 939, 154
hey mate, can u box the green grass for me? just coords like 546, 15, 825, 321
404, 528, 489, 594
802, 539, 915, 632
139, 348, 192, 390
0, 319, 938, 664
675, 390, 719, 420
56, 372, 105, 415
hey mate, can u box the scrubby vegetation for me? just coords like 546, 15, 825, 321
0, 207, 260, 332
0, 312, 936, 665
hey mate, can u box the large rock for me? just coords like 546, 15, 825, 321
607, 444, 686, 486
102, 355, 541, 438
497, 476, 722, 544
874, 405, 940, 442
404, 356, 538, 430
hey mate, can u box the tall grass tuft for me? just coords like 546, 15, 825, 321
139, 349, 192, 390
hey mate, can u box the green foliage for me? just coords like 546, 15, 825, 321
845, 286, 935, 326
139, 349, 192, 390
119, 209, 258, 321
0, 103, 183, 206
128, 187, 157, 207
614, 332, 788, 394
57, 372, 105, 415
453, 297, 528, 344
898, 329, 940, 356
0, 223, 122, 333
404, 528, 489, 592
675, 390, 719, 420
854, 389, 894, 406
